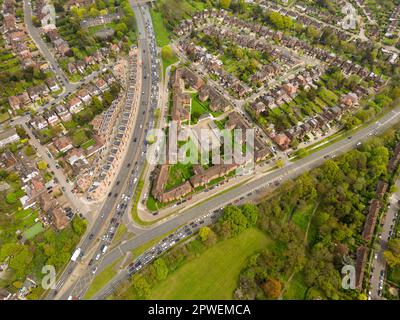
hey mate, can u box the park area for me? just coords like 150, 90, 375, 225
150, 228, 270, 299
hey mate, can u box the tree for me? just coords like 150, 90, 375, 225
37, 160, 48, 170
241, 204, 259, 227
153, 258, 169, 281
31, 16, 40, 27
220, 206, 248, 236
71, 217, 87, 236
15, 126, 27, 139
161, 45, 174, 61
24, 145, 36, 156
220, 0, 231, 9
199, 226, 212, 242
5, 192, 17, 204
262, 278, 281, 299
306, 25, 321, 41
383, 251, 400, 268
384, 238, 400, 268
115, 22, 128, 34
0, 243, 33, 278
131, 274, 151, 299
276, 158, 285, 168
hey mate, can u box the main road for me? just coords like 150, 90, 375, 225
93, 106, 400, 299
46, 2, 158, 299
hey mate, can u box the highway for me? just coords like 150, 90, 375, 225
47, 2, 159, 300
92, 107, 400, 299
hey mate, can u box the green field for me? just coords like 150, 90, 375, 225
84, 258, 122, 300
23, 222, 45, 240
150, 228, 270, 300
150, 10, 171, 47
282, 272, 308, 299
165, 162, 194, 191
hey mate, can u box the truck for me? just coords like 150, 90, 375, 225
71, 248, 82, 262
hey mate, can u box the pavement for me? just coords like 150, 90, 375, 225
369, 179, 400, 300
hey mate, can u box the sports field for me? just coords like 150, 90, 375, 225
150, 228, 270, 299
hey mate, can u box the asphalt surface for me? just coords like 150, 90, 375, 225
48, 3, 160, 300
92, 107, 400, 299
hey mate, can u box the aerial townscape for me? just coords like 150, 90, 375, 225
1, 0, 400, 307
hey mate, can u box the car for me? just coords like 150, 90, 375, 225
116, 180, 120, 186
88, 259, 94, 266
61, 187, 66, 192
127, 163, 131, 168
92, 267, 98, 274
108, 192, 112, 197
89, 233, 94, 240
114, 193, 118, 198
374, 253, 378, 259
68, 269, 73, 274
380, 270, 385, 277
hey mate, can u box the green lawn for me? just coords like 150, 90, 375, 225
165, 162, 194, 191
150, 10, 171, 47
388, 267, 400, 287
71, 129, 90, 147
282, 272, 308, 300
23, 222, 45, 240
81, 138, 96, 150
162, 51, 178, 76
150, 228, 270, 300
291, 203, 316, 232
84, 258, 122, 300
0, 112, 10, 123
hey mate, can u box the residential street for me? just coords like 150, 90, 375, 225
370, 179, 400, 300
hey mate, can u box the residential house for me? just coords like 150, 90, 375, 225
0, 128, 20, 148
95, 78, 108, 92
8, 95, 21, 111
30, 115, 48, 130
44, 111, 60, 126
67, 97, 84, 114
54, 136, 73, 153
77, 89, 92, 104
45, 77, 60, 92
54, 105, 72, 122
362, 199, 381, 241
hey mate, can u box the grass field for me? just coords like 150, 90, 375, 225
150, 10, 171, 47
23, 222, 45, 240
282, 272, 308, 299
150, 228, 270, 300
165, 162, 194, 191
72, 129, 90, 147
